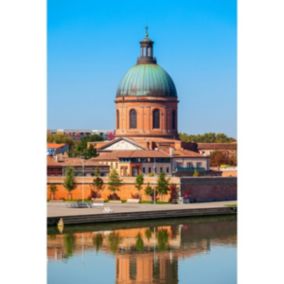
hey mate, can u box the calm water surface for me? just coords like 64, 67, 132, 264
48, 216, 236, 284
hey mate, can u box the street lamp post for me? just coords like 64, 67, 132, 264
81, 157, 85, 202
154, 158, 156, 205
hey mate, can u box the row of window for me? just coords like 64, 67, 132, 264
142, 167, 170, 174
116, 109, 176, 130
119, 157, 171, 163
176, 162, 203, 168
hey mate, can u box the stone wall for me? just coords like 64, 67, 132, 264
180, 177, 237, 202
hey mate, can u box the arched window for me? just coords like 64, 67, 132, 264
172, 110, 176, 129
129, 109, 137, 129
116, 110, 120, 129
153, 109, 160, 129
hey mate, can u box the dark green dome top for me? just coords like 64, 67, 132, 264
116, 29, 177, 98
116, 64, 177, 97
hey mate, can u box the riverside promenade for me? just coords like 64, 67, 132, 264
47, 201, 237, 226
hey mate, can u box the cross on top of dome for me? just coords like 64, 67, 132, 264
145, 26, 149, 38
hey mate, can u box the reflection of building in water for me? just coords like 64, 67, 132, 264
116, 254, 178, 284
48, 218, 236, 283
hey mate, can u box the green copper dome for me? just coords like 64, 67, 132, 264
116, 64, 177, 97
116, 30, 177, 98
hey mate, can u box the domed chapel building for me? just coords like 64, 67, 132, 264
92, 30, 209, 177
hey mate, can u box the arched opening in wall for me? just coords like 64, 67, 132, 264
153, 109, 160, 129
116, 110, 120, 129
172, 110, 176, 129
129, 109, 137, 129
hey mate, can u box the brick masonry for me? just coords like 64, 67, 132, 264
180, 177, 237, 202
47, 176, 237, 203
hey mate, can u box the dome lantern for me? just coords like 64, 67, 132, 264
137, 26, 157, 64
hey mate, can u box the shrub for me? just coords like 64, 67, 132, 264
169, 184, 178, 203
131, 193, 140, 199
108, 193, 120, 200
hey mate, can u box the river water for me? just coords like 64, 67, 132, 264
48, 216, 236, 284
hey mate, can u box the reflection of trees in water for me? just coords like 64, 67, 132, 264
144, 228, 152, 241
135, 233, 144, 252
63, 233, 75, 258
48, 216, 236, 262
108, 232, 121, 253
157, 229, 169, 251
93, 233, 103, 252
170, 224, 179, 239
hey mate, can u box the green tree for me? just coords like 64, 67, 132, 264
179, 132, 236, 143
82, 144, 97, 159
108, 169, 122, 193
93, 169, 104, 190
49, 184, 58, 200
69, 134, 103, 158
64, 167, 75, 200
156, 173, 170, 201
145, 183, 154, 202
93, 168, 104, 198
135, 174, 144, 198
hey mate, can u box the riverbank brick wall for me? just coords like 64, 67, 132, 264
47, 176, 179, 201
180, 177, 237, 202
47, 176, 237, 202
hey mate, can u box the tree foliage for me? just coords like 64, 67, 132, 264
48, 132, 103, 158
93, 169, 104, 190
108, 169, 122, 193
64, 167, 75, 200
210, 151, 237, 167
157, 229, 169, 251
135, 174, 144, 192
145, 183, 153, 196
179, 132, 236, 143
49, 184, 58, 200
156, 173, 170, 200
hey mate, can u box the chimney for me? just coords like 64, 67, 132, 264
169, 147, 174, 157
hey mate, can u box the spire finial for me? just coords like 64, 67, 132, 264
145, 26, 149, 38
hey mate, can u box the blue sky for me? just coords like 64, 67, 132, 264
48, 0, 236, 137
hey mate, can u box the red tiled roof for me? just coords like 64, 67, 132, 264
172, 149, 204, 158
93, 150, 169, 161
197, 143, 237, 150
47, 156, 108, 167
47, 143, 66, 149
